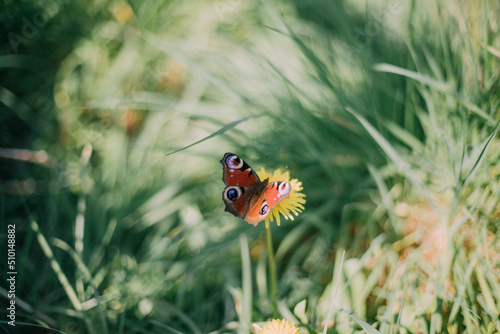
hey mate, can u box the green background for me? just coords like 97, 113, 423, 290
1, 0, 499, 333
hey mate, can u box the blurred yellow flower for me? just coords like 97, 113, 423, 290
256, 168, 306, 227
257, 319, 300, 334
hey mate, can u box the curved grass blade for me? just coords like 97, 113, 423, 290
336, 308, 380, 334
345, 107, 431, 200
166, 114, 262, 155
30, 220, 99, 334
373, 63, 495, 125
462, 120, 500, 186
30, 221, 82, 312
52, 238, 108, 334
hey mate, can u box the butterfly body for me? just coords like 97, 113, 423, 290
220, 153, 291, 226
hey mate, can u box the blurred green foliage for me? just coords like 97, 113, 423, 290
1, 0, 499, 333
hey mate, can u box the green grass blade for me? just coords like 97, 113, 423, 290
166, 114, 262, 155
384, 121, 425, 154
52, 238, 109, 334
239, 234, 252, 334
336, 308, 380, 334
31, 220, 98, 334
30, 221, 82, 312
346, 107, 431, 199
462, 121, 500, 186
323, 250, 345, 334
75, 144, 92, 256
373, 63, 495, 125
367, 164, 399, 233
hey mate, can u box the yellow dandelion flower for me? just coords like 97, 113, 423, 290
256, 319, 300, 334
255, 167, 306, 228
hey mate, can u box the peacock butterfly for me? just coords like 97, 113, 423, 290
220, 153, 291, 226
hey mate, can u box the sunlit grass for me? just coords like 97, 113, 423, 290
2, 0, 499, 333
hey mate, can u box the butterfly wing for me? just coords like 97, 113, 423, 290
242, 181, 292, 226
220, 153, 291, 226
221, 152, 260, 187
265, 181, 291, 209
221, 153, 261, 221
240, 192, 269, 226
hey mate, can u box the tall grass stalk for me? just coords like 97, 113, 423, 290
239, 234, 252, 334
30, 220, 97, 333
3, 0, 499, 332
322, 250, 345, 334
265, 224, 278, 317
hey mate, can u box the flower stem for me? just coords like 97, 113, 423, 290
266, 224, 278, 316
